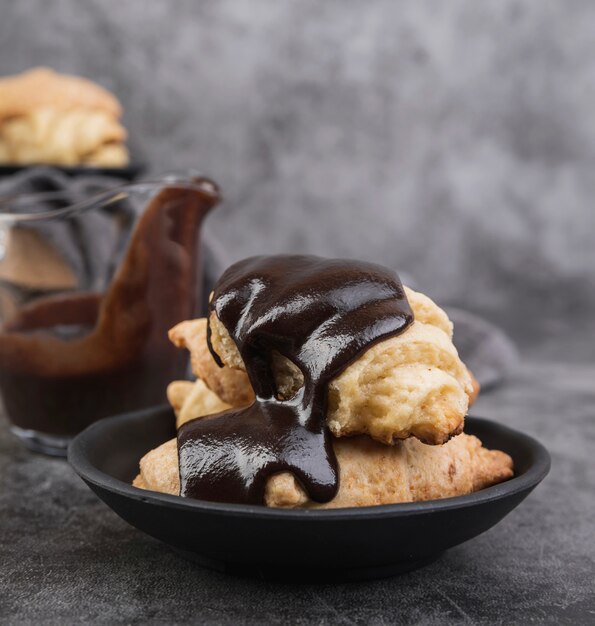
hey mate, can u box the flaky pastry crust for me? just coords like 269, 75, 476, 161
168, 318, 255, 407
0, 68, 122, 119
0, 68, 128, 166
182, 286, 475, 445
0, 109, 128, 167
133, 433, 513, 509
167, 379, 231, 429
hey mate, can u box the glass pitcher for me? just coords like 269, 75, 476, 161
0, 173, 220, 455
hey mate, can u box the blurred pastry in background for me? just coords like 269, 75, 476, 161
0, 67, 129, 167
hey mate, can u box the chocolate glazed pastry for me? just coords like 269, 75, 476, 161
177, 255, 414, 505
0, 179, 220, 436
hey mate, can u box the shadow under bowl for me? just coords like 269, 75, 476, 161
68, 407, 550, 582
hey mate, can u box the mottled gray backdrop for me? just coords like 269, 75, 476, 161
1, 0, 594, 347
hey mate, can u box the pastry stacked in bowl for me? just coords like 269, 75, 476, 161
134, 255, 513, 509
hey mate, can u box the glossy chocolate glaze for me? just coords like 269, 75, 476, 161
177, 255, 413, 505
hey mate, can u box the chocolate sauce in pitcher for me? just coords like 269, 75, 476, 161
0, 178, 219, 437
177, 255, 414, 505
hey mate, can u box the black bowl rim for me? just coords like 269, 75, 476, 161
68, 408, 550, 522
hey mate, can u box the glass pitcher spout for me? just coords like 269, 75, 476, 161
0, 172, 221, 454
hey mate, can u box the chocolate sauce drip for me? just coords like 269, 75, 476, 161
177, 255, 413, 505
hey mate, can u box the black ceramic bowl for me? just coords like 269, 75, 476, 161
69, 407, 550, 582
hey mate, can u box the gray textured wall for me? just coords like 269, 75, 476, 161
1, 0, 594, 334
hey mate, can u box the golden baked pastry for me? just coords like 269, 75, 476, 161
0, 67, 122, 118
167, 379, 231, 430
0, 68, 129, 167
133, 433, 513, 509
172, 286, 475, 445
138, 370, 511, 508
168, 318, 255, 407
